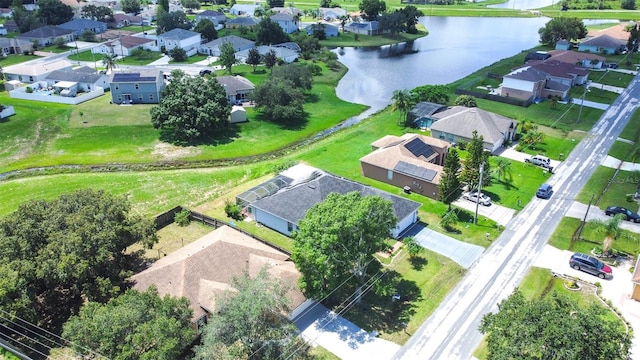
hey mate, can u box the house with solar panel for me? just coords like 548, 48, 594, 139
360, 134, 450, 200
239, 164, 421, 238
108, 70, 165, 104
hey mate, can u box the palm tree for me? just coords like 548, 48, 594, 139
391, 89, 413, 126
494, 158, 513, 182
589, 213, 629, 255
102, 54, 118, 73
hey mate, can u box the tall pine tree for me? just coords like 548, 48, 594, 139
460, 131, 491, 189
439, 148, 462, 210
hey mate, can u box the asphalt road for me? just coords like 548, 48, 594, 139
393, 73, 640, 360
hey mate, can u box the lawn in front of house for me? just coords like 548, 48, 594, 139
169, 54, 208, 64
618, 108, 640, 141
319, 26, 428, 47
0, 53, 39, 66
515, 126, 585, 160
548, 217, 640, 258
576, 166, 639, 211
609, 140, 634, 161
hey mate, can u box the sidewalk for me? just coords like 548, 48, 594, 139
589, 82, 625, 94
601, 155, 640, 172
571, 97, 610, 111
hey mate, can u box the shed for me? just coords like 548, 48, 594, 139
229, 105, 246, 123
4, 79, 21, 91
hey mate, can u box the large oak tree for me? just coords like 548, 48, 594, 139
150, 70, 230, 143
538, 17, 587, 47
292, 192, 396, 304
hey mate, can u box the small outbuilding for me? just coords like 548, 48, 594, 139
229, 105, 246, 123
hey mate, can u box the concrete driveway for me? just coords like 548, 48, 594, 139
294, 301, 400, 360
453, 197, 516, 227
533, 245, 640, 357
496, 144, 562, 170
565, 201, 640, 233
402, 223, 485, 269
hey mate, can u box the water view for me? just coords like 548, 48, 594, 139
334, 16, 550, 111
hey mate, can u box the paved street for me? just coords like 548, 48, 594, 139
393, 72, 640, 359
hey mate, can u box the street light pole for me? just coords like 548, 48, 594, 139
474, 163, 484, 225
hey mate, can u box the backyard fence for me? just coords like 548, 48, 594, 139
154, 206, 291, 256
455, 88, 532, 107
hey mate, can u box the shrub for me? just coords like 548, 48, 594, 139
174, 208, 191, 226
169, 47, 187, 62
224, 199, 245, 221
25, 87, 33, 93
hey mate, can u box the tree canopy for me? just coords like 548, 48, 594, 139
120, 0, 141, 14
63, 286, 194, 360
538, 17, 587, 47
256, 18, 289, 45
359, 0, 386, 21
194, 269, 311, 360
150, 70, 231, 143
246, 47, 261, 72
218, 42, 238, 74
460, 130, 491, 189
37, 0, 73, 25
81, 4, 114, 22
252, 77, 305, 123
156, 9, 191, 34
270, 63, 314, 91
194, 18, 218, 42
409, 84, 450, 104
0, 189, 157, 331
292, 192, 396, 303
480, 289, 631, 360
439, 148, 462, 208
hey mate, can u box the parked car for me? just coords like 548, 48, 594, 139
569, 252, 612, 279
199, 69, 212, 76
536, 183, 553, 199
462, 190, 491, 206
525, 154, 552, 169
605, 206, 640, 223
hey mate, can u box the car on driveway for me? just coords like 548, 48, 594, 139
605, 206, 640, 222
199, 69, 212, 76
569, 252, 612, 279
462, 190, 491, 206
536, 183, 553, 199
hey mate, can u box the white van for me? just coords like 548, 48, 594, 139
525, 155, 551, 168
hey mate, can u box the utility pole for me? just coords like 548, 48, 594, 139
582, 193, 595, 224
474, 163, 484, 225
576, 81, 591, 124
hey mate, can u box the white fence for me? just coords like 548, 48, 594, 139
9, 86, 105, 105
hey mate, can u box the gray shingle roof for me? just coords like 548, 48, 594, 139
271, 13, 294, 21
17, 25, 73, 39
46, 68, 105, 83
58, 18, 106, 31
158, 28, 200, 40
504, 66, 548, 82
198, 10, 224, 17
251, 173, 422, 225
226, 17, 259, 26
431, 106, 515, 144
215, 75, 254, 96
202, 35, 255, 50
580, 34, 625, 49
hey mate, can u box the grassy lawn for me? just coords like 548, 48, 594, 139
591, 69, 634, 88
609, 140, 634, 161
128, 221, 214, 260
67, 50, 101, 62
516, 127, 585, 160
40, 45, 76, 54
548, 217, 640, 257
319, 26, 428, 47
169, 54, 208, 64
0, 54, 39, 66
576, 166, 639, 211
117, 52, 164, 65
618, 108, 640, 141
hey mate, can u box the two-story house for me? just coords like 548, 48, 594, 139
109, 70, 165, 104
156, 28, 201, 54
270, 13, 299, 34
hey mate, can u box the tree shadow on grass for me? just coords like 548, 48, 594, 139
251, 109, 309, 131
304, 93, 320, 103
329, 266, 421, 337
409, 256, 428, 271
158, 123, 241, 146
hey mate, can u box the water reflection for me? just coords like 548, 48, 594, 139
334, 16, 550, 111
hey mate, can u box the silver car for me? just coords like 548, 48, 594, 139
462, 191, 491, 206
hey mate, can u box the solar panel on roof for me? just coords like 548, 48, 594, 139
113, 73, 157, 82
404, 138, 436, 158
394, 161, 437, 182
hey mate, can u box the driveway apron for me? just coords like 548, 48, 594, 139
402, 224, 485, 269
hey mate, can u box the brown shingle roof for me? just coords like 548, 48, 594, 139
587, 23, 632, 42
544, 49, 605, 65
130, 225, 305, 322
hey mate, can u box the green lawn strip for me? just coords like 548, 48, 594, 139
0, 54, 39, 66
309, 347, 340, 360
590, 69, 634, 88
319, 27, 427, 47
131, 221, 214, 260
618, 108, 640, 141
119, 25, 153, 33
40, 45, 75, 54
67, 50, 100, 62
609, 140, 634, 161
344, 251, 465, 344
575, 84, 620, 104
576, 166, 639, 210
169, 54, 208, 64
548, 217, 640, 255
117, 53, 164, 65
515, 127, 585, 160
539, 9, 640, 19
0, 162, 277, 218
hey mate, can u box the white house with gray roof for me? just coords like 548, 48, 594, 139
246, 165, 422, 238
195, 10, 227, 25
58, 18, 108, 36
199, 35, 255, 56
235, 45, 299, 63
45, 66, 109, 94
225, 16, 259, 29
17, 26, 74, 47
270, 13, 299, 34
230, 3, 258, 16
0, 37, 33, 55
157, 28, 201, 54
430, 106, 517, 154
215, 75, 255, 105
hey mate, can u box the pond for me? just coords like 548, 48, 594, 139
334, 16, 550, 111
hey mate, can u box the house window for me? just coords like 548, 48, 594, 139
29, 76, 33, 82
387, 170, 393, 180
287, 222, 294, 232
115, 84, 119, 90
149, 94, 154, 101
138, 94, 143, 101
117, 95, 122, 101
439, 133, 445, 139
134, 84, 139, 90
448, 134, 454, 142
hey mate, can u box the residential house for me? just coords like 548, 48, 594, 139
109, 13, 143, 28
195, 10, 227, 25
344, 21, 380, 35
139, 6, 157, 25
229, 3, 259, 16
130, 225, 306, 330
587, 22, 634, 42
157, 28, 201, 54
407, 101, 447, 129
235, 45, 299, 63
271, 7, 303, 16
245, 164, 422, 238
92, 35, 155, 57
555, 39, 571, 50
0, 24, 6, 35
17, 26, 74, 47
199, 35, 254, 56
305, 22, 339, 37
215, 75, 255, 105
360, 133, 450, 200
58, 18, 108, 36
109, 69, 165, 104
319, 7, 347, 21
500, 66, 570, 102
578, 34, 626, 55
4, 59, 73, 83
538, 49, 605, 69
430, 106, 518, 154
531, 60, 589, 87
270, 13, 299, 34
45, 66, 109, 96
0, 8, 12, 18
524, 51, 551, 63
225, 16, 259, 29
0, 37, 33, 55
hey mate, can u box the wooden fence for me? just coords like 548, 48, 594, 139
154, 206, 291, 256
454, 88, 532, 107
